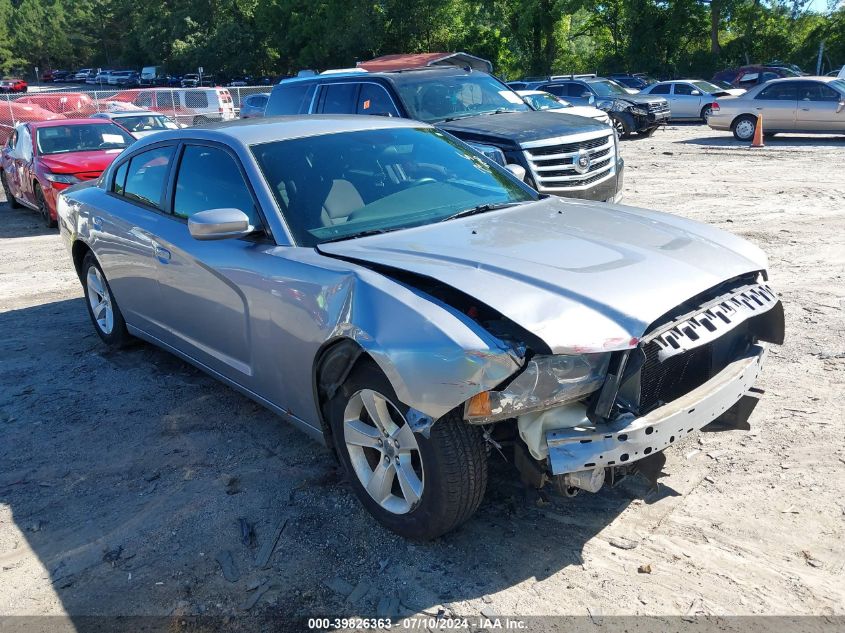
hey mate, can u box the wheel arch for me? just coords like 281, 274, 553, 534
71, 239, 93, 281
312, 337, 371, 450
731, 112, 758, 129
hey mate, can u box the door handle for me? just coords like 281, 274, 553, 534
800, 108, 810, 111
154, 244, 171, 264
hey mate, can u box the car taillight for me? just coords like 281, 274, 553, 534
712, 102, 720, 112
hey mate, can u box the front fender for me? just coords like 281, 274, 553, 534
325, 266, 523, 420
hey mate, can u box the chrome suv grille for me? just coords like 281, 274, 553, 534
521, 131, 616, 193
647, 100, 670, 114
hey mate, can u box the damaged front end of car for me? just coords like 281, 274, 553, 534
462, 273, 785, 495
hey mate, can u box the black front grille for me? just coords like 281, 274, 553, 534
638, 342, 713, 413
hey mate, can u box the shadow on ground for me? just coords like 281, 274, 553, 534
677, 132, 845, 148
0, 299, 676, 629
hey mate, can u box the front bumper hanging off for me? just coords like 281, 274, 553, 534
546, 344, 767, 476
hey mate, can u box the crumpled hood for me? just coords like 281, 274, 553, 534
39, 150, 122, 175
618, 94, 667, 107
318, 197, 768, 354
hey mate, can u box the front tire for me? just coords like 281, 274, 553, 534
611, 114, 632, 139
81, 251, 131, 347
732, 115, 757, 141
327, 360, 488, 540
34, 183, 56, 228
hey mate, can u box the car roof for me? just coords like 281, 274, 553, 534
139, 115, 426, 147
28, 118, 123, 130
95, 110, 160, 118
763, 76, 836, 84
278, 66, 476, 87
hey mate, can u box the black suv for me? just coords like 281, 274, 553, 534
265, 67, 624, 203
536, 76, 670, 138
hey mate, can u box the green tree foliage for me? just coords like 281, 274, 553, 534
0, 0, 841, 80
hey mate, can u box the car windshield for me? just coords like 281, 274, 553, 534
252, 127, 536, 246
830, 79, 845, 94
394, 73, 530, 123
588, 80, 630, 96
36, 123, 135, 155
524, 92, 568, 110
691, 81, 724, 93
115, 115, 171, 132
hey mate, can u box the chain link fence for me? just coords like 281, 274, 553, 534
0, 85, 272, 144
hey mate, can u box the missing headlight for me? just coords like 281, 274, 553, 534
465, 353, 610, 424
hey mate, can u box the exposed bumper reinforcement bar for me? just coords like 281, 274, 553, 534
546, 345, 766, 475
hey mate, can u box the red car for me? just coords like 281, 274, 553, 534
1, 119, 135, 227
0, 78, 28, 93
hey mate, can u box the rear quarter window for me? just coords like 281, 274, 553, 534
265, 82, 317, 116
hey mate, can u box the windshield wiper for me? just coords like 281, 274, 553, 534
320, 228, 397, 244
439, 202, 522, 223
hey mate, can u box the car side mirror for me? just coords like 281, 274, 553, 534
188, 208, 254, 240
838, 100, 845, 114
505, 163, 526, 181
690, 90, 701, 95
581, 92, 592, 99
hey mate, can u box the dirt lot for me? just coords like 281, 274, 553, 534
1, 125, 843, 629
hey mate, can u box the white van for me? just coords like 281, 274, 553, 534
125, 87, 236, 125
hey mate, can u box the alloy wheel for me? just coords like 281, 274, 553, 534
343, 389, 424, 515
35, 186, 49, 225
86, 266, 114, 335
614, 119, 626, 137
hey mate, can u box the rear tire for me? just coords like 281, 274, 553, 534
1, 172, 21, 208
327, 360, 488, 540
732, 115, 757, 141
700, 104, 713, 122
81, 251, 131, 347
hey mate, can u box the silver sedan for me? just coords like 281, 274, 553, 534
58, 116, 784, 538
640, 79, 745, 121
708, 76, 845, 140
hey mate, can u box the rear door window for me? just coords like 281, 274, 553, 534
319, 83, 359, 114
122, 146, 175, 209
673, 83, 695, 95
185, 90, 209, 108
356, 83, 400, 116
756, 84, 797, 101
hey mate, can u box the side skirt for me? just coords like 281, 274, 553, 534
127, 324, 326, 445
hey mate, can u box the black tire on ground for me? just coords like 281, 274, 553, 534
81, 251, 131, 347
327, 359, 488, 540
193, 116, 209, 126
34, 183, 56, 228
732, 114, 758, 141
1, 172, 21, 208
611, 114, 632, 139
700, 104, 713, 122
637, 126, 658, 137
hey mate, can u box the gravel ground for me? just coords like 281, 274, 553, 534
0, 124, 843, 629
